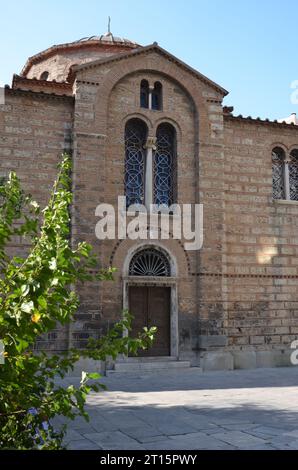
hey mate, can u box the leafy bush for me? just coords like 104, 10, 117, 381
0, 154, 155, 449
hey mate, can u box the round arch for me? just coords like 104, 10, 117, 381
122, 112, 154, 131
122, 241, 178, 277
153, 116, 182, 141
105, 69, 199, 120
92, 64, 202, 137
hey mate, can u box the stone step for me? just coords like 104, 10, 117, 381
117, 356, 178, 363
106, 359, 193, 376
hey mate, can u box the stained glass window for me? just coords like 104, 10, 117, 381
125, 119, 147, 208
154, 123, 176, 206
289, 149, 298, 201
272, 147, 285, 200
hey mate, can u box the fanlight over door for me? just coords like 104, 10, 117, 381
129, 248, 171, 277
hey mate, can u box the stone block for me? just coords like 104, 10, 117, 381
65, 358, 104, 378
198, 335, 228, 349
233, 351, 257, 369
256, 350, 293, 368
201, 351, 234, 371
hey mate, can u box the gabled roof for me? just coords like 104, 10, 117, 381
73, 43, 229, 97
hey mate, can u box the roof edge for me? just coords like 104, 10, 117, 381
12, 74, 72, 89
73, 43, 229, 97
4, 86, 74, 102
21, 39, 139, 77
225, 113, 298, 129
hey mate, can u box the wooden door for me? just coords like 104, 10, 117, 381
129, 286, 171, 357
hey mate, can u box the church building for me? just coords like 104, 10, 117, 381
1, 30, 298, 373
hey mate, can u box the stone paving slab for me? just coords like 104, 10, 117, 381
60, 367, 298, 450
285, 440, 298, 450
67, 439, 102, 450
64, 429, 85, 443
210, 430, 266, 448
83, 431, 145, 450
121, 424, 165, 440
145, 433, 235, 450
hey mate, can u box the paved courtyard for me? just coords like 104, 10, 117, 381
57, 367, 298, 450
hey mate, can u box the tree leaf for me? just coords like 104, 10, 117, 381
20, 301, 34, 313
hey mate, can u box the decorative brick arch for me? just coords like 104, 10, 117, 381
105, 69, 199, 115
121, 112, 154, 132
270, 142, 289, 154
76, 47, 222, 138
109, 236, 191, 276
152, 116, 182, 141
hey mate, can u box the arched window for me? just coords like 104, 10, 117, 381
272, 147, 286, 200
125, 119, 147, 207
129, 248, 171, 276
140, 80, 149, 109
152, 82, 162, 111
154, 123, 176, 206
40, 71, 49, 81
272, 146, 298, 201
289, 149, 298, 201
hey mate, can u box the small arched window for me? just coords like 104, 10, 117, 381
289, 149, 298, 201
129, 248, 171, 276
40, 71, 49, 81
154, 123, 176, 206
152, 81, 162, 111
272, 147, 286, 200
140, 80, 149, 109
125, 118, 148, 207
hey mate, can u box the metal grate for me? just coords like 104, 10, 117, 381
125, 120, 147, 207
272, 148, 285, 200
154, 124, 176, 206
289, 150, 298, 201
129, 248, 171, 277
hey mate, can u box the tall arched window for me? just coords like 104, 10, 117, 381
289, 149, 298, 201
272, 146, 298, 201
140, 80, 149, 109
152, 82, 163, 111
272, 147, 286, 200
125, 119, 147, 207
154, 123, 176, 206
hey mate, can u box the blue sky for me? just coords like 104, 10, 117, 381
0, 0, 297, 120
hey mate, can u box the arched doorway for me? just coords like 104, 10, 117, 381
124, 246, 178, 358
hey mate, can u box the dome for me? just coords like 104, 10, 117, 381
21, 32, 141, 82
75, 32, 138, 47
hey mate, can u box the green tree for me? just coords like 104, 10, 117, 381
0, 154, 155, 450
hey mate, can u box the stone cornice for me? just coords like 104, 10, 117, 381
12, 74, 73, 92
5, 87, 74, 103
225, 113, 298, 130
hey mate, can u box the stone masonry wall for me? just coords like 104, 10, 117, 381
0, 89, 74, 350
71, 48, 227, 365
224, 116, 298, 368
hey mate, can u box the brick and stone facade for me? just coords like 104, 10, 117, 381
1, 33, 297, 371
